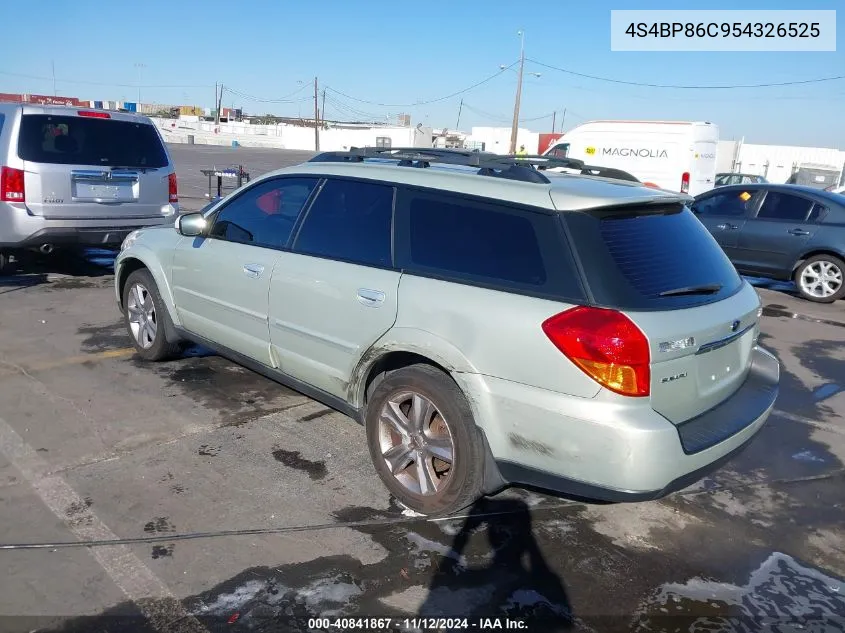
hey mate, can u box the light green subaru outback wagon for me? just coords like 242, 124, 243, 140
115, 148, 779, 516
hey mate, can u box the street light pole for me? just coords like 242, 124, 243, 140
508, 30, 525, 155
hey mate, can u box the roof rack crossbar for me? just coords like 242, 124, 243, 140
308, 148, 641, 185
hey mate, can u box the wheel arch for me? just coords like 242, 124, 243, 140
348, 328, 478, 411
792, 248, 845, 275
115, 249, 182, 342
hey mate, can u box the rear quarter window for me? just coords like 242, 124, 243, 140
17, 114, 168, 168
563, 204, 744, 310
394, 188, 585, 302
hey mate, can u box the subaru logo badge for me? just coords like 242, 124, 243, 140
731, 320, 740, 332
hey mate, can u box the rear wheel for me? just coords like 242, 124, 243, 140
794, 255, 845, 303
365, 363, 486, 516
122, 269, 181, 361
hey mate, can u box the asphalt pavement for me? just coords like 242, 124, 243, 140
168, 144, 316, 211
0, 147, 843, 632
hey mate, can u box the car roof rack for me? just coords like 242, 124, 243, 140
308, 147, 641, 185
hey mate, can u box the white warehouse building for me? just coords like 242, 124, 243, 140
717, 140, 845, 185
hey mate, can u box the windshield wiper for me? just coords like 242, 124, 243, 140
659, 283, 723, 297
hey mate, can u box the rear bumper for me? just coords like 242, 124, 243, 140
461, 345, 779, 501
0, 202, 178, 248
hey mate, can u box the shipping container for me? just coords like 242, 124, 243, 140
538, 133, 564, 154
94, 101, 103, 109
123, 102, 137, 112
0, 93, 23, 103
24, 94, 82, 106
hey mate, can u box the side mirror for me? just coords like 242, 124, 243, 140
176, 212, 208, 237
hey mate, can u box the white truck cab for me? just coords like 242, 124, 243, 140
543, 120, 718, 196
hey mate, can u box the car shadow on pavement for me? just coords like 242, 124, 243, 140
418, 496, 574, 630
0, 248, 116, 293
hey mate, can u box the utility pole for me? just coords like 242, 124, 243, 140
214, 83, 219, 124
134, 62, 146, 104
551, 111, 556, 134
52, 60, 56, 96
313, 77, 320, 151
508, 30, 526, 154
217, 83, 224, 121
561, 108, 566, 132
321, 88, 326, 126
456, 98, 463, 129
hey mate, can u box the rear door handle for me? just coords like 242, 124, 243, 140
788, 228, 810, 236
716, 223, 738, 230
243, 263, 265, 279
357, 288, 385, 307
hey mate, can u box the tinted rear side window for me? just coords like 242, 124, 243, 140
394, 188, 585, 301
564, 205, 744, 310
17, 114, 168, 168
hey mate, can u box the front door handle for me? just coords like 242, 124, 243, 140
788, 228, 810, 236
243, 263, 265, 279
716, 223, 738, 230
357, 288, 385, 307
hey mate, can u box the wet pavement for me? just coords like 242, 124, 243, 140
0, 245, 844, 633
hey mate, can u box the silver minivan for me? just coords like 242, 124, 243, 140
0, 103, 179, 272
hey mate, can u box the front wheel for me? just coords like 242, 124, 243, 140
794, 255, 845, 303
122, 269, 181, 361
365, 364, 486, 516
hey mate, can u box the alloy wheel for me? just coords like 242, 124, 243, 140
800, 260, 843, 299
126, 283, 157, 349
377, 391, 455, 497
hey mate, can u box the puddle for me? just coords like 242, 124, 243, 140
634, 552, 845, 632
761, 306, 845, 329
271, 448, 327, 480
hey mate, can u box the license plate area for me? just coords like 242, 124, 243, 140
71, 170, 139, 203
695, 327, 754, 398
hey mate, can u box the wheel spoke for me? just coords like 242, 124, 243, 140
415, 451, 437, 495
383, 444, 414, 475
381, 400, 412, 438
424, 436, 453, 464
409, 394, 435, 434
128, 285, 142, 310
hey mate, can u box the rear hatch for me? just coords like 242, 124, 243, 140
17, 111, 172, 219
561, 201, 760, 423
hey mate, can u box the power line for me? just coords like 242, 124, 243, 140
462, 102, 554, 124
0, 69, 208, 90
326, 62, 518, 108
223, 83, 311, 104
526, 58, 845, 90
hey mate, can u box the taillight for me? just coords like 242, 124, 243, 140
168, 173, 178, 203
542, 306, 651, 397
0, 166, 25, 202
78, 110, 111, 118
681, 172, 690, 194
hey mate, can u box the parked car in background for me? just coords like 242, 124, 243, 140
715, 173, 768, 187
692, 183, 845, 303
0, 103, 179, 273
116, 147, 778, 516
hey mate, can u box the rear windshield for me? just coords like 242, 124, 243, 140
17, 114, 168, 168
563, 204, 744, 310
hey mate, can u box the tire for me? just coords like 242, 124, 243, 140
122, 268, 181, 361
794, 255, 845, 303
364, 363, 486, 516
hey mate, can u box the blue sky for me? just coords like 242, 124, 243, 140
3, 0, 843, 147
